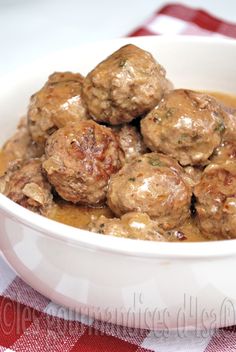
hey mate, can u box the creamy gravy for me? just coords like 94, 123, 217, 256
1, 91, 236, 242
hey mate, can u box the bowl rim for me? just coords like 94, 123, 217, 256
1, 35, 236, 260
1, 193, 236, 260
1, 34, 236, 82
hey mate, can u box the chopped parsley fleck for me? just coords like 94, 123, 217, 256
119, 58, 127, 67
148, 159, 163, 167
178, 133, 189, 144
128, 177, 136, 181
215, 121, 225, 133
165, 108, 175, 118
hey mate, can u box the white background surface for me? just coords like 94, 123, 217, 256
0, 0, 236, 76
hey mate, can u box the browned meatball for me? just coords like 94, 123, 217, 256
42, 120, 123, 205
107, 153, 192, 230
220, 104, 236, 142
141, 89, 227, 166
183, 166, 203, 186
88, 212, 166, 241
3, 117, 43, 161
0, 159, 53, 214
82, 44, 171, 125
194, 162, 236, 239
28, 71, 88, 146
211, 142, 236, 164
113, 125, 148, 162
209, 107, 236, 164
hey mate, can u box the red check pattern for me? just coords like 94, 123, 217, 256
1, 3, 236, 351
129, 3, 236, 38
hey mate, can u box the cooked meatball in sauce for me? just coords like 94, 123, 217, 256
107, 153, 192, 230
28, 71, 88, 147
194, 161, 236, 240
0, 158, 53, 215
1, 44, 236, 243
89, 212, 166, 241
112, 124, 148, 162
43, 120, 123, 205
83, 44, 171, 125
211, 141, 236, 164
141, 89, 228, 166
2, 117, 44, 163
183, 166, 203, 186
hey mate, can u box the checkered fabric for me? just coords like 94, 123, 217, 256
129, 3, 236, 38
1, 3, 236, 351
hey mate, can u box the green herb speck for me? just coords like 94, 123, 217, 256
214, 121, 225, 133
177, 133, 189, 144
165, 108, 175, 118
128, 177, 136, 181
148, 159, 163, 167
119, 58, 127, 67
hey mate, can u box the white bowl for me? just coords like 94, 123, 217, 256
1, 36, 236, 331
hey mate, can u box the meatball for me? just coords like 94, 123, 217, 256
211, 142, 236, 164
42, 120, 123, 205
82, 44, 171, 125
3, 117, 43, 161
220, 109, 236, 143
107, 153, 192, 230
183, 166, 203, 186
88, 212, 165, 241
141, 89, 227, 166
113, 124, 147, 162
0, 159, 53, 214
194, 161, 236, 239
28, 71, 88, 146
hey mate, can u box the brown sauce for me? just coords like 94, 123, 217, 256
48, 200, 114, 229
1, 91, 236, 242
0, 151, 12, 176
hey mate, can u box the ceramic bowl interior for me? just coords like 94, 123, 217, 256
1, 36, 236, 330
1, 35, 236, 257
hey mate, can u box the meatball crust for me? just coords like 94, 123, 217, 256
0, 158, 53, 214
211, 142, 236, 164
88, 212, 165, 241
3, 117, 43, 161
113, 124, 147, 162
220, 105, 236, 142
28, 71, 88, 146
43, 120, 123, 205
194, 162, 236, 239
82, 44, 171, 125
107, 153, 192, 230
141, 89, 227, 166
183, 166, 203, 186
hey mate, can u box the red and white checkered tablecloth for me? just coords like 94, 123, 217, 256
1, 3, 236, 351
129, 3, 236, 38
